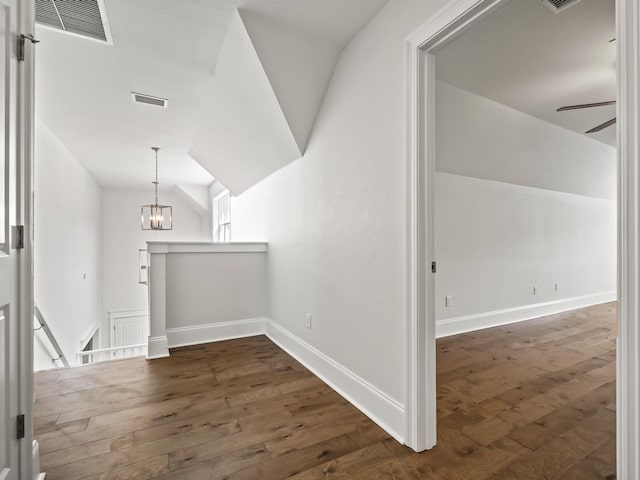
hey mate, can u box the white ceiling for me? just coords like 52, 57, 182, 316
236, 0, 387, 49
35, 0, 388, 189
189, 11, 305, 195
436, 0, 616, 147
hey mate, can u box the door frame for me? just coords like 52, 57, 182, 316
403, 0, 634, 476
17, 0, 35, 476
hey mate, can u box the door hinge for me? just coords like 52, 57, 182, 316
17, 33, 39, 62
431, 261, 437, 273
16, 414, 25, 439
16, 225, 24, 249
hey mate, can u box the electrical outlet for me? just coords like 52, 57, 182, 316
555, 282, 559, 292
445, 296, 452, 307
533, 286, 538, 295
306, 313, 312, 329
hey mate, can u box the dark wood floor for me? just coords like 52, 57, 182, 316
34, 302, 617, 479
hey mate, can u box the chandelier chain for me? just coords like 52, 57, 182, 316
152, 146, 160, 204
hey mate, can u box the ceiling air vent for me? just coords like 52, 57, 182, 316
131, 93, 169, 109
539, 0, 583, 13
36, 0, 112, 43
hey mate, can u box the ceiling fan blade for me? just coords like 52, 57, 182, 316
586, 117, 617, 134
557, 101, 616, 112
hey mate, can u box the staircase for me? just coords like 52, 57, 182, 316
33, 305, 69, 368
34, 305, 147, 369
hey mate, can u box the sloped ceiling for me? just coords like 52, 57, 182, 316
35, 0, 389, 193
191, 0, 388, 194
35, 0, 228, 189
436, 0, 616, 146
239, 9, 339, 153
189, 12, 302, 195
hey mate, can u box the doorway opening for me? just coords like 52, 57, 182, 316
404, 0, 634, 476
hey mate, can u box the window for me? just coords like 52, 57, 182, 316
213, 191, 231, 242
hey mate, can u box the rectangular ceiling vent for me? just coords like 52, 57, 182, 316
539, 0, 583, 13
131, 93, 169, 109
36, 0, 112, 43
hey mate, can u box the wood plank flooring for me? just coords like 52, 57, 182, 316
34, 302, 617, 479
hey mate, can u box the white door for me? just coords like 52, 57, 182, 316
110, 311, 149, 348
0, 0, 34, 478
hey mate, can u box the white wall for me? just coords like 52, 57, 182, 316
231, 0, 617, 417
239, 9, 340, 153
435, 172, 616, 321
166, 252, 268, 330
101, 188, 211, 347
232, 0, 455, 407
189, 12, 302, 195
435, 82, 616, 200
434, 82, 616, 326
34, 120, 102, 369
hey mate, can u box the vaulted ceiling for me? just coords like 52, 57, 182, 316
35, 0, 389, 192
436, 0, 616, 147
38, 0, 614, 196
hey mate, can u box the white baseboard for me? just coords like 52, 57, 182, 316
161, 317, 406, 444
166, 318, 267, 348
436, 291, 617, 338
265, 320, 405, 444
32, 440, 44, 480
147, 335, 170, 359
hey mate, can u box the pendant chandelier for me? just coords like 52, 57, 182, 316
141, 147, 173, 230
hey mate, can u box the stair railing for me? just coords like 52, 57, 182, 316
34, 305, 70, 368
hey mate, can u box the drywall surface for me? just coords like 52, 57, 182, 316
232, 0, 454, 406
101, 188, 211, 346
231, 1, 617, 410
34, 120, 102, 367
435, 172, 616, 321
239, 9, 340, 153
436, 81, 616, 200
434, 82, 616, 322
165, 252, 268, 329
189, 12, 301, 195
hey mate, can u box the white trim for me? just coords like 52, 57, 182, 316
20, 0, 37, 475
404, 0, 507, 453
161, 318, 405, 444
76, 344, 147, 365
108, 309, 148, 320
109, 310, 148, 349
36, 0, 113, 46
77, 344, 146, 356
265, 321, 406, 444
32, 440, 43, 480
79, 321, 100, 351
436, 293, 617, 338
213, 190, 231, 243
166, 318, 267, 348
147, 241, 267, 254
403, 0, 625, 458
213, 189, 230, 202
407, 0, 633, 474
616, 0, 638, 477
147, 336, 169, 359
